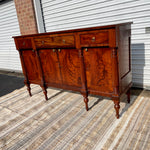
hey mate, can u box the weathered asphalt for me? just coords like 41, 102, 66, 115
0, 72, 24, 97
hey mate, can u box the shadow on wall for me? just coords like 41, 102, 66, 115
131, 43, 145, 89
0, 74, 24, 97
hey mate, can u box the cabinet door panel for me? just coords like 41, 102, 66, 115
58, 49, 82, 87
22, 50, 41, 83
39, 49, 61, 85
83, 48, 113, 93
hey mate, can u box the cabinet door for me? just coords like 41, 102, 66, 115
22, 50, 41, 84
39, 49, 61, 85
58, 49, 82, 88
83, 48, 113, 93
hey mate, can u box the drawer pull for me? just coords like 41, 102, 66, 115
85, 48, 88, 52
53, 49, 56, 52
58, 49, 61, 52
62, 39, 66, 43
41, 41, 45, 45
32, 50, 35, 52
92, 37, 95, 42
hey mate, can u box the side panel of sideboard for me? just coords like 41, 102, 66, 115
117, 24, 132, 94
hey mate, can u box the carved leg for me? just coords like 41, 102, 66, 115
126, 89, 130, 103
81, 92, 89, 111
24, 81, 32, 97
113, 100, 120, 119
41, 86, 48, 100
84, 96, 89, 111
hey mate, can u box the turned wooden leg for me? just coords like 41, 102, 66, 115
81, 92, 89, 111
84, 96, 89, 111
41, 86, 48, 100
24, 81, 32, 97
126, 89, 130, 103
113, 100, 120, 119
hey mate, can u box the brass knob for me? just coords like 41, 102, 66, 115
23, 42, 25, 46
63, 39, 66, 43
85, 48, 88, 52
58, 49, 61, 52
92, 37, 95, 41
53, 49, 56, 52
42, 41, 45, 45
32, 50, 35, 52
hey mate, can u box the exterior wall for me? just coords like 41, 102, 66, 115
14, 0, 38, 35
40, 0, 150, 89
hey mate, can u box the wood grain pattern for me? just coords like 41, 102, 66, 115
58, 49, 82, 87
83, 48, 113, 93
34, 35, 75, 48
39, 49, 62, 85
22, 50, 41, 84
80, 30, 109, 45
17, 38, 32, 50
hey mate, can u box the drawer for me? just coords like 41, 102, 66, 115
80, 31, 109, 46
34, 35, 75, 48
17, 38, 32, 49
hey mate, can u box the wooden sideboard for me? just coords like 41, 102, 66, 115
13, 22, 132, 119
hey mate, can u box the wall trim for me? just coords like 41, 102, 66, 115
33, 0, 45, 33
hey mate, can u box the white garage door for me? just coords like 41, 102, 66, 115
0, 0, 21, 71
40, 0, 150, 89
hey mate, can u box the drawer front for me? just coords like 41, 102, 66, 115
80, 31, 109, 46
17, 38, 32, 49
34, 35, 75, 48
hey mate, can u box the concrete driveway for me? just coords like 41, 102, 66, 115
0, 72, 24, 97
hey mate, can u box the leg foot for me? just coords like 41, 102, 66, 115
113, 100, 120, 119
24, 81, 32, 97
126, 89, 130, 103
81, 92, 89, 111
84, 96, 89, 111
41, 86, 48, 100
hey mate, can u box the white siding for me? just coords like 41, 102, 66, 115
40, 0, 150, 89
0, 0, 21, 71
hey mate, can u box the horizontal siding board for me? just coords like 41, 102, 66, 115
132, 70, 150, 75
43, 2, 150, 20
44, 10, 149, 24
42, 0, 139, 14
0, 12, 18, 20
132, 74, 150, 79
0, 9, 17, 16
44, 10, 150, 28
132, 52, 150, 56
0, 16, 20, 23
131, 55, 150, 60
0, 1, 14, 9
0, 0, 21, 71
0, 32, 20, 37
131, 44, 150, 50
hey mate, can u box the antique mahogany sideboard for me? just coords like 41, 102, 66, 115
13, 23, 132, 119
